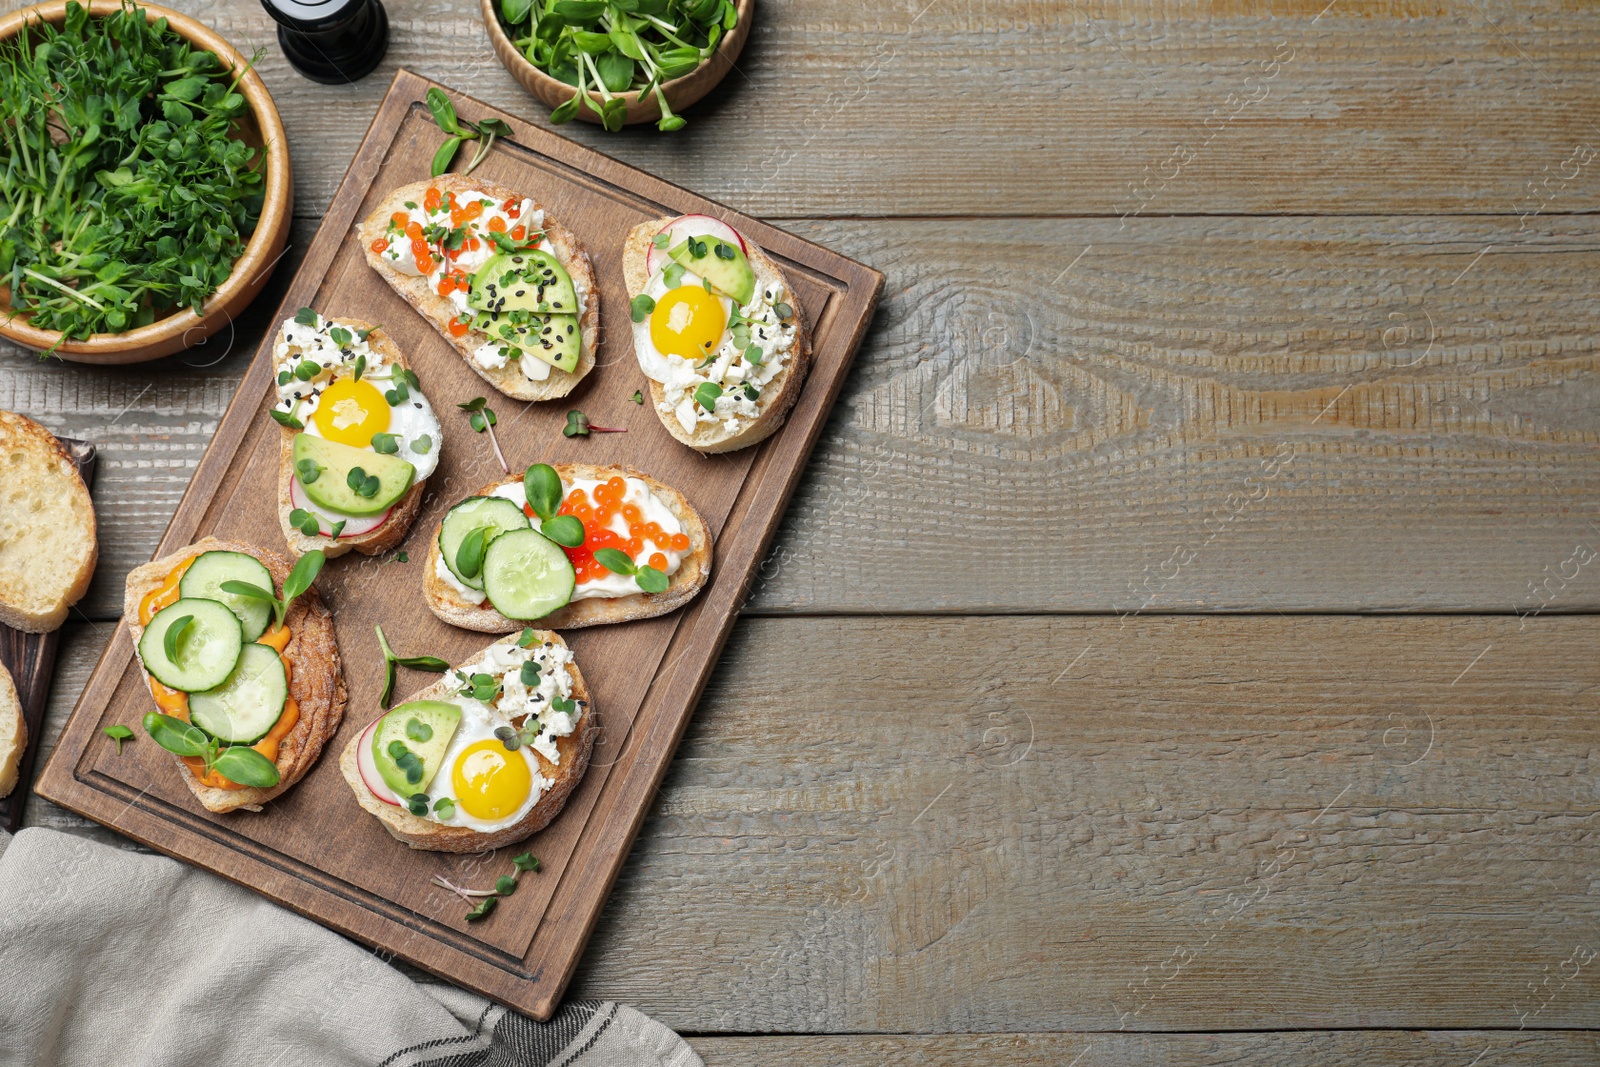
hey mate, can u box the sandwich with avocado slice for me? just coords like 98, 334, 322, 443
360, 175, 599, 401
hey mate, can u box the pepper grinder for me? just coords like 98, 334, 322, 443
260, 0, 389, 85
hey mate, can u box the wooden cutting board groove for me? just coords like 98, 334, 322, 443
36, 69, 881, 1018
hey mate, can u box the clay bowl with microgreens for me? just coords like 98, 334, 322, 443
0, 0, 290, 364
482, 0, 753, 131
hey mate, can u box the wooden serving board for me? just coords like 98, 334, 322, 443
0, 438, 96, 834
36, 70, 881, 1018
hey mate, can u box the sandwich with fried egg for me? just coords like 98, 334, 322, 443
623, 214, 811, 453
269, 311, 442, 558
340, 630, 594, 852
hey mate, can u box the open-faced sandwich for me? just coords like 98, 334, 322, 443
270, 309, 441, 557
360, 176, 598, 400
127, 538, 345, 813
0, 662, 22, 800
426, 462, 710, 632
341, 630, 594, 852
624, 214, 810, 453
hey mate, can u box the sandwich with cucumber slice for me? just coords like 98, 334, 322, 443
360, 175, 598, 401
425, 462, 711, 632
123, 537, 347, 813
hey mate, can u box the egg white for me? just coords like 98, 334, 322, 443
630, 267, 734, 382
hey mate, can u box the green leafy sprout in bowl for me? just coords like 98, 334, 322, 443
0, 1, 266, 343
499, 0, 738, 132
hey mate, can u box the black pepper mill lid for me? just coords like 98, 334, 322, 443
260, 0, 389, 85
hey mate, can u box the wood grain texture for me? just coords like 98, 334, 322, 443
26, 613, 1600, 1032
689, 1031, 1600, 1066
11, 215, 1598, 616
6, 0, 1595, 218
33, 71, 881, 1022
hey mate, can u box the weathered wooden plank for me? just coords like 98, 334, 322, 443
6, 216, 1596, 616
28, 614, 1600, 1032
2, 0, 1595, 217
690, 1032, 1600, 1067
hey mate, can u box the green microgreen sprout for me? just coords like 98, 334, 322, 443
563, 409, 626, 437
523, 463, 585, 546
375, 624, 451, 709
459, 396, 509, 473
431, 850, 539, 921
424, 88, 517, 176
143, 711, 281, 787
102, 724, 134, 754
629, 389, 644, 404
0, 3, 267, 344
629, 293, 656, 322
593, 546, 669, 593
219, 549, 325, 630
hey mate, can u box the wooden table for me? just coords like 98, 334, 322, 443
5, 0, 1598, 1062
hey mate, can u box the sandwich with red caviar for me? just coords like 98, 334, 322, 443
425, 462, 710, 631
125, 537, 346, 813
623, 214, 810, 452
360, 176, 598, 400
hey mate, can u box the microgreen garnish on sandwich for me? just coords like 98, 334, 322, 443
342, 634, 594, 852
126, 538, 346, 812
623, 215, 810, 453
362, 178, 599, 401
270, 310, 441, 557
424, 464, 711, 632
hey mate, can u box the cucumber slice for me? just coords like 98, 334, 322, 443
482, 528, 576, 621
179, 551, 274, 642
188, 644, 289, 744
438, 496, 531, 590
138, 598, 244, 693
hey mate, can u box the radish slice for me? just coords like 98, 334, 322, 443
356, 719, 402, 806
289, 477, 393, 538
645, 213, 747, 276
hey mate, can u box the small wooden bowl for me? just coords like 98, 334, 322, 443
0, 0, 292, 365
481, 0, 753, 127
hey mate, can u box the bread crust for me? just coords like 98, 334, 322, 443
0, 661, 23, 799
273, 320, 428, 559
338, 631, 595, 852
622, 217, 812, 453
359, 176, 598, 401
0, 409, 97, 633
423, 464, 712, 633
124, 537, 347, 813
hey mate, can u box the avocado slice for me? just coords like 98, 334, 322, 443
470, 309, 580, 373
373, 700, 463, 796
667, 236, 756, 305
468, 250, 578, 315
292, 433, 415, 517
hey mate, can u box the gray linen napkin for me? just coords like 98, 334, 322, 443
0, 828, 701, 1067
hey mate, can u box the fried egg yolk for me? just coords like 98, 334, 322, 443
451, 739, 532, 821
313, 377, 390, 447
649, 285, 727, 361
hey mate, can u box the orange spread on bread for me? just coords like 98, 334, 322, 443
139, 557, 299, 791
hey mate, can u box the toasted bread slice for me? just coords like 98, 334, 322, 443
339, 631, 595, 852
359, 176, 598, 401
424, 463, 711, 632
0, 410, 97, 633
125, 537, 347, 813
623, 218, 812, 453
273, 320, 428, 559
0, 661, 23, 799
